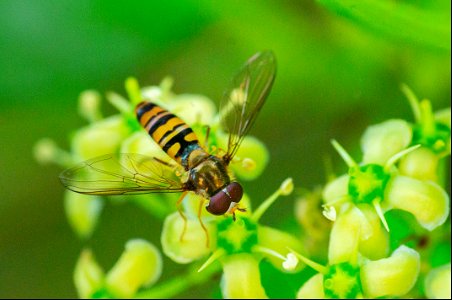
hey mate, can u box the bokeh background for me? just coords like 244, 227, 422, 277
0, 0, 450, 298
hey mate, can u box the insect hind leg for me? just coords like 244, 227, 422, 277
176, 192, 188, 242
198, 198, 210, 248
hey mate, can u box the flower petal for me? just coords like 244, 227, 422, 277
328, 205, 366, 264
71, 115, 130, 160
399, 147, 440, 181
161, 212, 215, 264
106, 239, 162, 298
296, 273, 325, 299
357, 205, 389, 260
385, 175, 450, 230
120, 131, 169, 160
322, 174, 349, 205
360, 245, 420, 298
221, 253, 268, 298
170, 94, 217, 126
425, 264, 451, 299
361, 119, 412, 165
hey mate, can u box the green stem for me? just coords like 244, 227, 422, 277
251, 189, 281, 222
135, 263, 221, 298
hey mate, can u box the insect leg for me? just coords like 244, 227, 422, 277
176, 191, 188, 242
198, 198, 210, 248
203, 125, 211, 150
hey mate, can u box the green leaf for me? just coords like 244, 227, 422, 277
318, 0, 451, 52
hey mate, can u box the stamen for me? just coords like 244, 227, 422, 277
287, 247, 328, 274
125, 77, 142, 105
33, 138, 73, 168
322, 205, 337, 221
372, 198, 389, 232
400, 84, 421, 123
106, 92, 132, 114
252, 178, 293, 222
331, 139, 357, 168
253, 245, 299, 271
198, 248, 226, 273
420, 100, 435, 136
385, 144, 421, 171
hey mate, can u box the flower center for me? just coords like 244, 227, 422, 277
348, 164, 390, 204
323, 262, 362, 298
216, 217, 258, 254
412, 122, 450, 154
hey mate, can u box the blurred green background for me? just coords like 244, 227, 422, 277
0, 0, 450, 298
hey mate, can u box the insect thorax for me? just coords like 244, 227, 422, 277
187, 151, 230, 197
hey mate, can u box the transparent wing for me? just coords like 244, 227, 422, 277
59, 153, 186, 195
219, 50, 276, 164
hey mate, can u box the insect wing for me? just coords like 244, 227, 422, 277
59, 153, 185, 195
219, 51, 276, 163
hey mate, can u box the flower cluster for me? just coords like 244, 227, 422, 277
35, 79, 450, 298
293, 85, 451, 298
34, 77, 306, 298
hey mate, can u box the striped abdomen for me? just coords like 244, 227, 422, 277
135, 101, 201, 165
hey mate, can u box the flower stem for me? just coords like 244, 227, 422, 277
134, 263, 221, 299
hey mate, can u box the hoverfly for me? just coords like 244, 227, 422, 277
60, 51, 276, 244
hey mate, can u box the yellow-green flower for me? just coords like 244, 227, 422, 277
399, 85, 451, 181
294, 240, 420, 298
323, 139, 449, 232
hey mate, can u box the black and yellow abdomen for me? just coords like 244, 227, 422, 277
135, 101, 201, 165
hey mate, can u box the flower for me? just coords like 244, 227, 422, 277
161, 178, 305, 298
398, 85, 451, 182
74, 239, 162, 298
323, 138, 449, 232
293, 207, 420, 298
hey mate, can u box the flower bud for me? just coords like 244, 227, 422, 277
64, 191, 103, 239
161, 212, 215, 263
78, 90, 102, 122
74, 249, 104, 298
33, 138, 60, 165
106, 239, 162, 298
217, 132, 269, 181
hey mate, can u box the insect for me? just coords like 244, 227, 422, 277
60, 51, 276, 244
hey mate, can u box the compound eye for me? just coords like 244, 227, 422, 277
206, 191, 231, 215
225, 182, 243, 203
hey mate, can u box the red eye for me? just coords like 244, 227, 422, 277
206, 182, 243, 215
225, 182, 243, 203
206, 190, 231, 215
